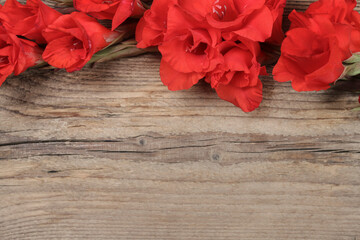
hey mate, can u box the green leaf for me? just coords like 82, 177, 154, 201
344, 52, 360, 64
344, 62, 360, 77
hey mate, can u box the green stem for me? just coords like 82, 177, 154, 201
89, 40, 158, 65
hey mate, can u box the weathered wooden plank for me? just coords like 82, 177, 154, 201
0, 154, 360, 240
0, 0, 360, 239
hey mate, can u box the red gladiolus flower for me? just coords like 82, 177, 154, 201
303, 0, 360, 53
74, 0, 145, 31
136, 0, 280, 111
273, 12, 352, 91
136, 0, 177, 48
206, 40, 266, 112
0, 29, 42, 86
42, 12, 119, 72
137, 0, 286, 47
177, 0, 274, 42
0, 0, 61, 44
158, 5, 222, 90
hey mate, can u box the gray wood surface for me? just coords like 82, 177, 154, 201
0, 0, 360, 239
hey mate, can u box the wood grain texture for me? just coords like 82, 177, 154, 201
1, 0, 360, 239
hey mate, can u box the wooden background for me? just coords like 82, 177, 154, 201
1, 0, 360, 239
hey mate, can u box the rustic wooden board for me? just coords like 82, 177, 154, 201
1, 0, 360, 239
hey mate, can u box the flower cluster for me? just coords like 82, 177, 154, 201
0, 0, 143, 86
136, 0, 286, 112
0, 0, 359, 111
273, 0, 360, 91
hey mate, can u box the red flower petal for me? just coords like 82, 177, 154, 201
0, 31, 41, 86
215, 78, 263, 112
160, 59, 204, 91
42, 36, 87, 72
42, 12, 118, 72
112, 0, 134, 30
